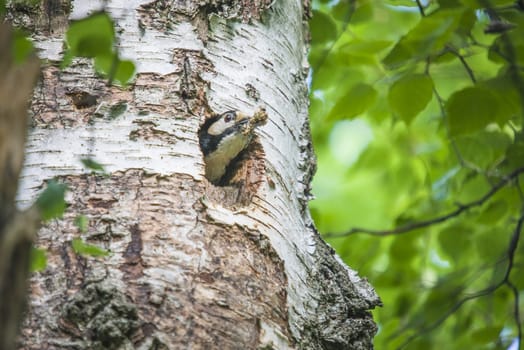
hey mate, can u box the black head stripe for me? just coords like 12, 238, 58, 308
199, 115, 221, 156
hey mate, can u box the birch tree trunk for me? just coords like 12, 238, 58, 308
12, 1, 381, 349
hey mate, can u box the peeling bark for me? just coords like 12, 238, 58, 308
15, 1, 381, 349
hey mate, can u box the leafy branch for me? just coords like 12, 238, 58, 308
311, 0, 524, 348
427, 61, 471, 170
414, 0, 425, 17
312, 0, 355, 74
324, 166, 524, 238
445, 46, 477, 84
395, 213, 524, 349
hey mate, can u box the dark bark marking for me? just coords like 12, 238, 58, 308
87, 196, 118, 210
66, 90, 98, 109
123, 223, 143, 269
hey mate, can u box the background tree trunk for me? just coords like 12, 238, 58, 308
0, 23, 41, 350
13, 0, 381, 349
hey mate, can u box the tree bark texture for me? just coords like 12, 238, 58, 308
13, 1, 381, 349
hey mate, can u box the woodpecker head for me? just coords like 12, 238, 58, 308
199, 108, 267, 184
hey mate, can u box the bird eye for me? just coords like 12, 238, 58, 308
224, 112, 235, 123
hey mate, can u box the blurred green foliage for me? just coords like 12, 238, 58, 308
64, 12, 135, 86
309, 0, 524, 349
36, 180, 67, 222
71, 238, 109, 258
30, 247, 47, 272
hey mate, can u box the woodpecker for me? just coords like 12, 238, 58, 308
199, 107, 267, 184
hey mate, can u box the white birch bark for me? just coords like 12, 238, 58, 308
15, 0, 381, 349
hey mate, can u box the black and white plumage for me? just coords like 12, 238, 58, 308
199, 109, 267, 184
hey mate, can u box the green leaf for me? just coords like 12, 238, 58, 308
460, 0, 515, 8
439, 0, 463, 8
332, 0, 355, 22
36, 180, 67, 221
390, 235, 418, 264
339, 39, 393, 55
470, 323, 504, 345
81, 158, 105, 172
475, 226, 509, 261
489, 32, 524, 66
62, 11, 135, 86
455, 172, 490, 203
328, 83, 377, 120
456, 8, 476, 38
383, 9, 463, 69
60, 50, 74, 70
481, 74, 522, 126
66, 12, 115, 59
345, 1, 373, 24
74, 215, 89, 233
393, 291, 418, 319
12, 30, 34, 63
72, 238, 109, 258
438, 224, 471, 264
445, 87, 499, 136
334, 39, 393, 66
94, 55, 136, 86
506, 133, 524, 169
93, 53, 114, 73
510, 263, 524, 289
30, 247, 47, 272
454, 135, 489, 168
385, 0, 419, 6
454, 131, 511, 169
417, 284, 463, 324
388, 74, 433, 123
382, 43, 412, 70
310, 10, 337, 44
113, 59, 135, 85
478, 200, 508, 225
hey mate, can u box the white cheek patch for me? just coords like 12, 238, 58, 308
208, 119, 230, 136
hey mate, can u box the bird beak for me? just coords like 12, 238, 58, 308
235, 112, 249, 124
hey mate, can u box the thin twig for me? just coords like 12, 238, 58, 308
415, 0, 426, 16
396, 214, 524, 349
509, 282, 522, 350
431, 77, 471, 168
313, 1, 355, 74
446, 46, 477, 84
324, 167, 524, 238
480, 0, 524, 124
504, 214, 523, 280
396, 284, 499, 349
